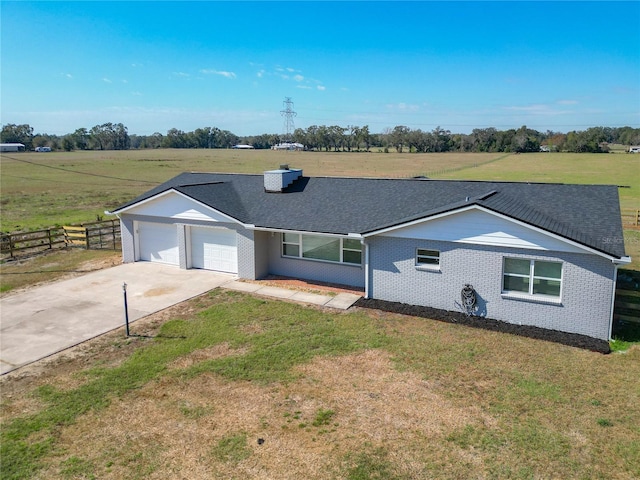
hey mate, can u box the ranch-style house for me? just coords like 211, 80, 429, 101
108, 166, 630, 341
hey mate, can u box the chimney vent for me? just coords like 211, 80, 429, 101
264, 166, 303, 192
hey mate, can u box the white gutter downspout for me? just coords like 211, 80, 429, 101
608, 263, 621, 341
362, 238, 369, 299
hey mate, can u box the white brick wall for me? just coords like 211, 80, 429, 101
367, 236, 615, 340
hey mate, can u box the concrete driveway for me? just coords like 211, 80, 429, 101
0, 263, 234, 374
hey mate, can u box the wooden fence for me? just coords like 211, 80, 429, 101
614, 289, 640, 325
615, 269, 640, 325
621, 209, 640, 228
1, 219, 121, 259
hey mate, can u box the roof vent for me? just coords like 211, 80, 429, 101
264, 166, 303, 193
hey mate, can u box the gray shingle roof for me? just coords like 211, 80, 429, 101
111, 172, 627, 258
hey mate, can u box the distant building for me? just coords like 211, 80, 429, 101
271, 142, 304, 151
232, 144, 255, 149
0, 143, 26, 152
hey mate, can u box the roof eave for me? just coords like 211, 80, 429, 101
363, 203, 625, 261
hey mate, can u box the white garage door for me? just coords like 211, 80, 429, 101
190, 227, 238, 273
137, 222, 179, 265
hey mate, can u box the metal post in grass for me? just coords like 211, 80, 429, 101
123, 282, 130, 337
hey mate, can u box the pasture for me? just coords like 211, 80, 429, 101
1, 149, 638, 268
0, 149, 502, 232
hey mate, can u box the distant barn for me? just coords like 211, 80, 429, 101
0, 143, 26, 152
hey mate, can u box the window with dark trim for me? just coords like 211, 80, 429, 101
282, 234, 362, 265
416, 248, 440, 267
502, 258, 562, 297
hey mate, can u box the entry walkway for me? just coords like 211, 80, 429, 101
222, 280, 362, 310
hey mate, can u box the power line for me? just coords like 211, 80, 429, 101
0, 173, 131, 186
1, 155, 158, 184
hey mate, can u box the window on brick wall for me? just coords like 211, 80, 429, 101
502, 258, 562, 297
416, 248, 440, 269
282, 233, 362, 265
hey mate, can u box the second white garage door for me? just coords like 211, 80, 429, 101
190, 227, 238, 273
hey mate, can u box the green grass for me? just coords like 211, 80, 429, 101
0, 292, 388, 479
212, 433, 252, 464
345, 446, 405, 480
0, 149, 496, 232
3, 150, 637, 231
2, 291, 639, 479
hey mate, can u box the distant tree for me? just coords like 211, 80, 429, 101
62, 135, 74, 151
162, 128, 187, 148
471, 128, 497, 152
390, 125, 410, 152
1, 123, 34, 150
617, 126, 640, 146
72, 128, 90, 150
511, 125, 541, 153
218, 130, 239, 148
432, 126, 452, 152
354, 125, 372, 151
317, 125, 331, 151
88, 123, 129, 150
328, 125, 345, 151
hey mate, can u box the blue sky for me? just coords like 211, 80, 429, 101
2, 1, 639, 136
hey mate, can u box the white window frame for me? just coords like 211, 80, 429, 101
281, 233, 362, 265
281, 232, 301, 258
502, 258, 563, 299
416, 248, 440, 270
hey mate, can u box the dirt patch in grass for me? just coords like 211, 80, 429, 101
242, 275, 364, 296
355, 297, 611, 354
167, 343, 249, 370
39, 350, 487, 479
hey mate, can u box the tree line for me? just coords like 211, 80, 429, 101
2, 122, 639, 154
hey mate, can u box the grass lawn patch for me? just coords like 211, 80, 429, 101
1, 290, 639, 479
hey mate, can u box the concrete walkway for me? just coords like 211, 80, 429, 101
222, 280, 362, 310
1, 264, 361, 375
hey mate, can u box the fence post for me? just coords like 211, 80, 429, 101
85, 227, 90, 250
48, 229, 52, 250
112, 220, 117, 250
636, 209, 639, 227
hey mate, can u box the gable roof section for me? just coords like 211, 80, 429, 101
110, 172, 627, 259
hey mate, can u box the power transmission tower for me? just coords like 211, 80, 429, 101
280, 97, 296, 142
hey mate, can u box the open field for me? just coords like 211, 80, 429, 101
1, 290, 639, 479
0, 149, 501, 232
2, 149, 637, 271
1, 150, 638, 232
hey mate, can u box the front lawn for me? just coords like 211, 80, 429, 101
1, 290, 638, 479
